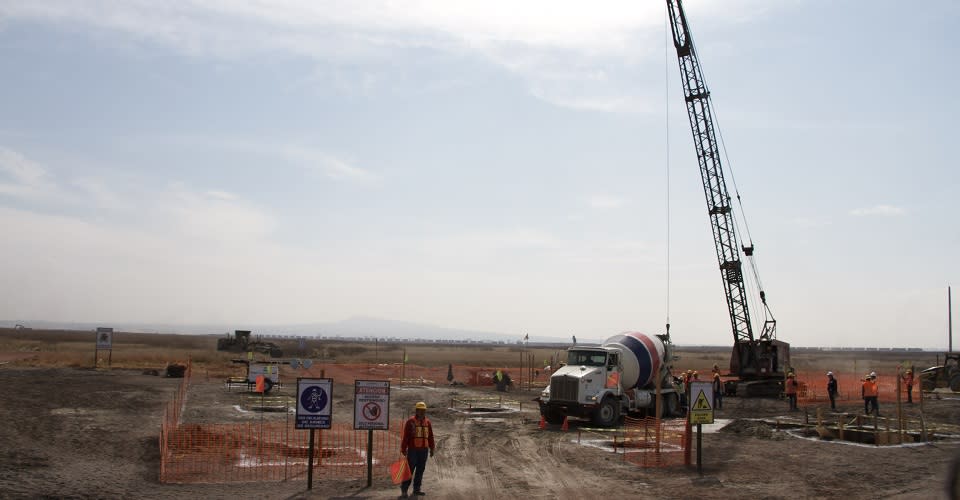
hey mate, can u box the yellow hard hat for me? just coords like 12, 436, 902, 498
415, 401, 427, 410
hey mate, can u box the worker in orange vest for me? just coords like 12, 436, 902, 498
862, 372, 880, 416
400, 402, 436, 498
785, 372, 798, 411
902, 369, 914, 404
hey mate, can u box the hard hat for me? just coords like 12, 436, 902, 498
693, 371, 698, 376
905, 369, 912, 374
826, 371, 833, 376
787, 373, 795, 378
415, 402, 427, 410
869, 372, 877, 378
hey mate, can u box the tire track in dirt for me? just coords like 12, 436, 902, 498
423, 410, 652, 499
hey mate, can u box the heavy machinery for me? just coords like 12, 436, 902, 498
227, 358, 285, 393
920, 353, 960, 392
216, 330, 283, 358
666, 0, 790, 397
537, 332, 681, 426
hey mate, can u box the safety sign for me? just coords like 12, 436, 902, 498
354, 380, 390, 430
95, 327, 113, 349
688, 381, 714, 424
296, 378, 333, 429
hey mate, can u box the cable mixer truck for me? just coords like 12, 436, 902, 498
537, 332, 680, 426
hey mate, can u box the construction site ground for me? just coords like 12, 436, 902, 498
2, 361, 960, 499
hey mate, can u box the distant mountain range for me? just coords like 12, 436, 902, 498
0, 316, 591, 344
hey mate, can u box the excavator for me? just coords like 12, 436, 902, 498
666, 0, 790, 397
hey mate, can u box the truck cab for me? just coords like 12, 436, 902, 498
537, 332, 680, 427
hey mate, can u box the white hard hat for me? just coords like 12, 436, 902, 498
826, 371, 833, 376
869, 371, 877, 378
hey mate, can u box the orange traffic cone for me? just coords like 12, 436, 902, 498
538, 415, 546, 429
561, 416, 569, 432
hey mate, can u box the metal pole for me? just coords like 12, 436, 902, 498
366, 429, 373, 487
949, 286, 953, 352
696, 424, 703, 475
307, 428, 315, 489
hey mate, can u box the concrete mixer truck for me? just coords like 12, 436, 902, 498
536, 332, 680, 427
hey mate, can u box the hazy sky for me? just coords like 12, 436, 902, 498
1, 1, 957, 348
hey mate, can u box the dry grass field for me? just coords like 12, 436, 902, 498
2, 327, 959, 499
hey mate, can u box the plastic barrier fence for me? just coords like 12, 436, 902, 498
619, 416, 688, 468
794, 370, 916, 405
160, 420, 403, 484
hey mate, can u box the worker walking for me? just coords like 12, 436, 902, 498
785, 372, 798, 411
826, 371, 838, 410
862, 372, 880, 416
400, 402, 436, 498
902, 369, 914, 404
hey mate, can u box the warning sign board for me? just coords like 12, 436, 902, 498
96, 327, 113, 349
689, 381, 714, 424
354, 380, 390, 430
296, 378, 333, 429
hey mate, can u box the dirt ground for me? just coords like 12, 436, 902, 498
2, 357, 960, 500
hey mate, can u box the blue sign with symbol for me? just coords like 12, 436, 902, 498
296, 378, 332, 429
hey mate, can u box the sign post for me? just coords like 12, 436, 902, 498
94, 327, 113, 368
689, 381, 714, 475
354, 380, 390, 487
296, 378, 333, 490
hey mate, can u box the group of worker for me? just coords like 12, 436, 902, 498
784, 368, 916, 415
678, 365, 725, 410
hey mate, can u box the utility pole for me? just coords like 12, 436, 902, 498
949, 286, 953, 352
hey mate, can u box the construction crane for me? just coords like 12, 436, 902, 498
666, 0, 790, 397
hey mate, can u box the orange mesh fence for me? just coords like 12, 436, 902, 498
159, 360, 192, 481
285, 362, 550, 388
618, 416, 689, 468
794, 370, 912, 404
160, 420, 402, 484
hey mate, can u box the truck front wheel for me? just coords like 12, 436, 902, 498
592, 397, 620, 427
660, 393, 679, 418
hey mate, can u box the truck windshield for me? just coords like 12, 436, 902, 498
568, 351, 607, 367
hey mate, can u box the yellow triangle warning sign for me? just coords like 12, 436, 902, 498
693, 390, 712, 410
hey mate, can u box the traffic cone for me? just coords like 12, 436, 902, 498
561, 416, 569, 432
538, 415, 546, 429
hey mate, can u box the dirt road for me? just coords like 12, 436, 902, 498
2, 366, 959, 499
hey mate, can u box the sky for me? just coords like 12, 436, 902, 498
0, 0, 957, 348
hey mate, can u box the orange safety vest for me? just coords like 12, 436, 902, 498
903, 373, 914, 387
862, 380, 878, 397
401, 416, 435, 452
785, 378, 798, 395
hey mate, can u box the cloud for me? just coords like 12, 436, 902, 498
0, 147, 58, 200
849, 205, 905, 217
2, 1, 761, 113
